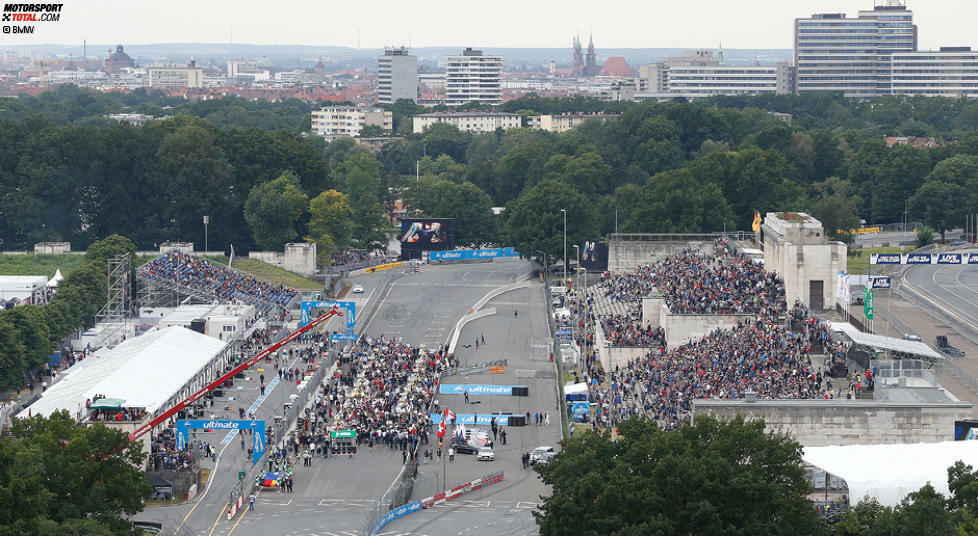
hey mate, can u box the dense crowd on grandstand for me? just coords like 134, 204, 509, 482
601, 314, 665, 347
568, 246, 850, 431
601, 249, 785, 316
285, 337, 448, 459
139, 252, 298, 307
330, 248, 375, 267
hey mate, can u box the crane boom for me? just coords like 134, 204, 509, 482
128, 308, 343, 442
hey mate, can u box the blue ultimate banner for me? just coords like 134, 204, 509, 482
429, 248, 520, 261
439, 384, 522, 395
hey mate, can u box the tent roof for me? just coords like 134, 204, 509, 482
28, 326, 226, 418
803, 441, 978, 507
832, 322, 943, 360
46, 269, 64, 287
564, 382, 588, 395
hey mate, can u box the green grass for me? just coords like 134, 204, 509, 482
847, 246, 906, 275
206, 256, 322, 289
0, 254, 86, 277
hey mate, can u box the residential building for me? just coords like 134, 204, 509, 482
148, 62, 203, 88
636, 50, 794, 100
527, 112, 619, 133
794, 1, 917, 97
311, 106, 392, 140
413, 111, 521, 134
887, 47, 978, 97
378, 47, 418, 104
445, 48, 503, 105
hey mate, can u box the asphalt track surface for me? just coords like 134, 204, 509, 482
903, 263, 978, 334
152, 259, 555, 536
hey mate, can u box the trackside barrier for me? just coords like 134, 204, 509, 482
227, 493, 244, 520
419, 471, 504, 509
371, 500, 423, 534
369, 472, 504, 535
366, 261, 403, 274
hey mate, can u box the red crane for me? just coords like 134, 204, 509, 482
128, 308, 343, 442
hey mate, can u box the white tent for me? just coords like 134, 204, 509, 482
564, 382, 588, 400
802, 441, 978, 507
46, 269, 64, 288
28, 326, 227, 418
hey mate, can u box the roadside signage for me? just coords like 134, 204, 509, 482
238, 471, 246, 481
439, 384, 522, 395
177, 419, 265, 466
330, 430, 356, 439
330, 333, 358, 342
864, 287, 874, 320
871, 252, 978, 265
870, 276, 891, 289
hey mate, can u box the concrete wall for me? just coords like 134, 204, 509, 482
642, 295, 665, 328
145, 469, 202, 500
692, 399, 972, 447
762, 213, 847, 311
663, 308, 751, 347
608, 241, 712, 273
160, 242, 194, 254
249, 242, 317, 276
34, 242, 71, 254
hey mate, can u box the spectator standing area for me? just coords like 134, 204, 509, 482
138, 252, 299, 311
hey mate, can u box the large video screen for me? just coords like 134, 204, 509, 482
580, 240, 608, 272
399, 218, 455, 251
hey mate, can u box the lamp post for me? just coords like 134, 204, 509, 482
203, 215, 209, 252
560, 209, 567, 286
536, 250, 548, 284
572, 244, 580, 291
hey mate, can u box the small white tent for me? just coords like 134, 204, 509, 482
46, 269, 64, 288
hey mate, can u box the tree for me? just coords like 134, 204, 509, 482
85, 234, 136, 264
810, 177, 862, 244
910, 181, 967, 241
534, 415, 822, 536
359, 124, 386, 138
243, 172, 309, 250
501, 179, 596, 267
404, 180, 496, 247
307, 189, 353, 265
0, 411, 151, 536
336, 153, 387, 250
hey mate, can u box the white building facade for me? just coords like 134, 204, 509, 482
794, 2, 917, 97
413, 112, 521, 134
888, 48, 978, 97
378, 47, 418, 104
311, 106, 393, 140
445, 48, 503, 105
148, 65, 204, 88
636, 50, 794, 100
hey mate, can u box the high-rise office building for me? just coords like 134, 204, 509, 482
445, 48, 503, 106
377, 47, 418, 104
888, 47, 978, 97
794, 0, 916, 97
636, 50, 795, 100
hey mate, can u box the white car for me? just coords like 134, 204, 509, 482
530, 446, 555, 465
477, 447, 495, 461
351, 284, 364, 294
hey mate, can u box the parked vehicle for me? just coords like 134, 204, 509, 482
936, 335, 966, 357
477, 447, 495, 461
530, 446, 556, 465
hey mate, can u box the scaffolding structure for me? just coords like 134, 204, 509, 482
93, 253, 131, 348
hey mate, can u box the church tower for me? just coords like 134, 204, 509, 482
572, 34, 584, 76
586, 33, 596, 69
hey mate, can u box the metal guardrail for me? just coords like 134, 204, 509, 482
610, 232, 751, 242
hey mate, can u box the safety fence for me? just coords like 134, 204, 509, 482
367, 471, 504, 536
226, 351, 334, 520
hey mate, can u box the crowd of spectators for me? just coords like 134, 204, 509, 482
601, 314, 665, 347
329, 248, 374, 267
285, 337, 449, 459
148, 428, 204, 472
139, 252, 298, 308
608, 307, 842, 430
600, 249, 785, 317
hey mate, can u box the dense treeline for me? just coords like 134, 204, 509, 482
2, 88, 978, 266
0, 235, 134, 390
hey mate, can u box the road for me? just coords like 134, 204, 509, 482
196, 258, 555, 536
903, 263, 978, 335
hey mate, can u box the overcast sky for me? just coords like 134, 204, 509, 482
3, 0, 977, 50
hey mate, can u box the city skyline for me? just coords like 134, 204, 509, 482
2, 0, 977, 52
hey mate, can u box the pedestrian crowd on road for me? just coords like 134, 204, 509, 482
139, 251, 298, 308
